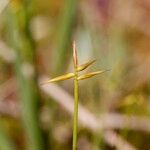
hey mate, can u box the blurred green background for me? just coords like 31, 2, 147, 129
0, 0, 150, 149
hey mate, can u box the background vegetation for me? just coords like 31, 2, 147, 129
0, 0, 150, 149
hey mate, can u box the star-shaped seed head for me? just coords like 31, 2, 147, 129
43, 41, 108, 84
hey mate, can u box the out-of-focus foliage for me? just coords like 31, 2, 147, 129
0, 0, 150, 149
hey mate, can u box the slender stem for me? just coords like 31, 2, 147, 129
72, 65, 79, 150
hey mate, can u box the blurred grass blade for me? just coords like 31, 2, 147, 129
7, 1, 45, 149
0, 125, 16, 150
78, 70, 107, 80
77, 60, 96, 72
44, 73, 75, 83
52, 0, 77, 74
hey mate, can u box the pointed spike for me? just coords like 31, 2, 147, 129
42, 73, 75, 84
73, 41, 78, 67
77, 60, 96, 72
77, 70, 108, 80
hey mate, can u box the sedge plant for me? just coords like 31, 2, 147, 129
43, 41, 107, 150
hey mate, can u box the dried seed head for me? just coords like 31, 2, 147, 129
43, 73, 75, 84
73, 41, 78, 67
77, 70, 107, 80
77, 60, 96, 72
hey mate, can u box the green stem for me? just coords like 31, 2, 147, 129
72, 67, 79, 150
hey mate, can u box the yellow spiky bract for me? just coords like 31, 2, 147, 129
77, 70, 107, 80
77, 60, 96, 72
73, 41, 78, 67
44, 73, 75, 83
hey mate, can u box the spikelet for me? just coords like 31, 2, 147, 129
73, 41, 78, 67
77, 60, 96, 72
77, 70, 107, 80
42, 41, 108, 85
43, 73, 75, 84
